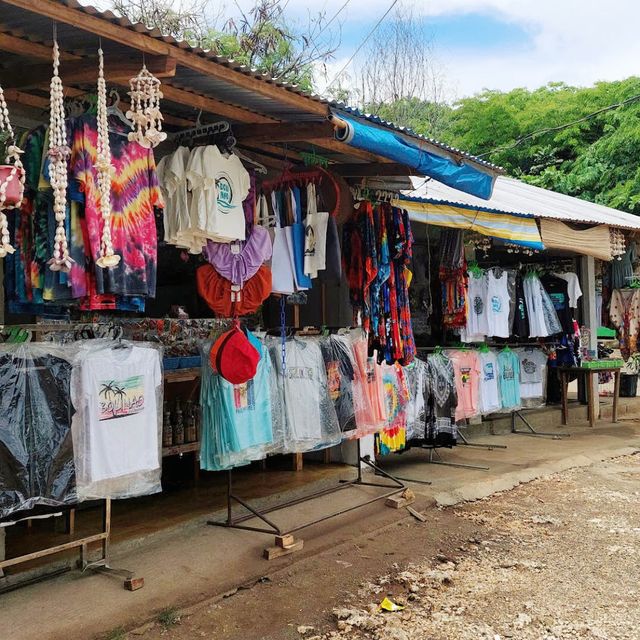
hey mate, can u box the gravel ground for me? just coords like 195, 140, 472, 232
123, 453, 639, 640
315, 454, 640, 640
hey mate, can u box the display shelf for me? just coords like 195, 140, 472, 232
162, 441, 200, 458
163, 368, 201, 384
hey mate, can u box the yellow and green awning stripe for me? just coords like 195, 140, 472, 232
394, 196, 544, 250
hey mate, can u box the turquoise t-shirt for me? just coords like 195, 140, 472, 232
497, 349, 521, 409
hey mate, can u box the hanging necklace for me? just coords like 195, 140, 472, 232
0, 83, 25, 258
95, 46, 120, 269
126, 64, 167, 149
47, 35, 74, 273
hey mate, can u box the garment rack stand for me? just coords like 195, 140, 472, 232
456, 422, 508, 450
511, 410, 570, 439
0, 499, 143, 592
420, 445, 490, 471
207, 440, 405, 557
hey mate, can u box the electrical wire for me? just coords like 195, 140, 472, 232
477, 92, 640, 159
325, 0, 400, 90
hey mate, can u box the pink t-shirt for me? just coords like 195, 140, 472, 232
448, 350, 481, 422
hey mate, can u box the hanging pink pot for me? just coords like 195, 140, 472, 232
0, 165, 24, 206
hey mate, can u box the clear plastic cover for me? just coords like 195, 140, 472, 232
403, 358, 429, 441
319, 334, 358, 437
0, 343, 77, 521
268, 336, 342, 453
200, 336, 286, 471
515, 347, 548, 409
349, 330, 388, 439
70, 340, 164, 500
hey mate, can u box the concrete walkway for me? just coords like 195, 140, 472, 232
2, 412, 640, 640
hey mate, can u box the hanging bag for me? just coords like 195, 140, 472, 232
289, 186, 312, 289
303, 182, 329, 279
270, 191, 296, 295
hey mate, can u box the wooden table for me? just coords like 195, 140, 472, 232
558, 366, 621, 428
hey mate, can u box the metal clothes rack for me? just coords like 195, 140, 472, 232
207, 440, 405, 547
0, 499, 141, 592
511, 409, 570, 439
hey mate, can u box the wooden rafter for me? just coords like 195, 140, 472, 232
332, 163, 414, 177
0, 29, 81, 60
234, 121, 335, 143
2, 55, 176, 90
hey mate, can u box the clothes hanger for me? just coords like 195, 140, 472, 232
478, 343, 491, 353
107, 89, 134, 130
234, 148, 268, 174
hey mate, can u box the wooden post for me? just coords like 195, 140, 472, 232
580, 256, 599, 420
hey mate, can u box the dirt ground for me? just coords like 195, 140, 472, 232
115, 453, 639, 640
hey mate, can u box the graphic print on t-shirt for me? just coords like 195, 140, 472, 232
286, 367, 314, 380
474, 296, 484, 315
491, 296, 502, 312
522, 358, 537, 376
98, 375, 145, 421
326, 361, 341, 400
216, 173, 234, 213
483, 362, 495, 381
233, 380, 255, 412
460, 366, 472, 384
502, 365, 515, 381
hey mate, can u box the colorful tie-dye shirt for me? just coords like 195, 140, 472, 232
70, 115, 163, 298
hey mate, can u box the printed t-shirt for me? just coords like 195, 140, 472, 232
541, 275, 573, 334
486, 269, 511, 338
351, 334, 387, 436
448, 350, 480, 421
319, 335, 357, 434
478, 350, 501, 414
517, 348, 548, 399
497, 349, 521, 409
73, 346, 161, 483
157, 146, 192, 249
187, 146, 250, 244
70, 115, 163, 298
465, 271, 489, 339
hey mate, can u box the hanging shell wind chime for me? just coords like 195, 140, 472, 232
0, 83, 25, 258
95, 47, 120, 269
126, 64, 167, 149
48, 37, 74, 272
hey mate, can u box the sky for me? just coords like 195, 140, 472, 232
231, 0, 640, 101
97, 0, 640, 101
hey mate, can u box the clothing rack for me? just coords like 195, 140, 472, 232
172, 119, 230, 144
0, 499, 141, 592
510, 409, 570, 438
207, 439, 405, 557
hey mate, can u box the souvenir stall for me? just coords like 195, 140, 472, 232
0, 0, 509, 584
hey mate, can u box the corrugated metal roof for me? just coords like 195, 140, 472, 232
0, 0, 500, 173
407, 175, 640, 231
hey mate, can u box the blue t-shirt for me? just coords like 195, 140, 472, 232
498, 349, 521, 409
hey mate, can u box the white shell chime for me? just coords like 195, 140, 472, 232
0, 84, 25, 258
95, 47, 120, 269
48, 38, 74, 272
126, 64, 167, 149
609, 228, 626, 261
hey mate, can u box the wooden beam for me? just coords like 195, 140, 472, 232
3, 0, 328, 118
0, 30, 81, 61
160, 83, 274, 124
332, 162, 413, 177
2, 55, 176, 90
234, 121, 334, 143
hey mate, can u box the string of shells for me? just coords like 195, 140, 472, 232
610, 228, 626, 260
95, 47, 120, 269
126, 65, 167, 149
0, 83, 25, 258
47, 38, 74, 273
465, 232, 492, 257
504, 241, 539, 256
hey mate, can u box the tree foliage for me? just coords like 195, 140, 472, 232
442, 78, 640, 214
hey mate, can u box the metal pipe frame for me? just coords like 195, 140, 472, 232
207, 442, 405, 537
456, 424, 508, 450
423, 446, 490, 471
511, 410, 570, 439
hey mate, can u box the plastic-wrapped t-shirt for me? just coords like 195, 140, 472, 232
402, 358, 428, 441
0, 343, 76, 520
319, 335, 357, 437
200, 334, 284, 470
270, 336, 342, 453
70, 340, 164, 500
497, 349, 521, 410
377, 363, 409, 455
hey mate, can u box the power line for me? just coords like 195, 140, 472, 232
317, 0, 352, 39
325, 0, 399, 90
477, 92, 640, 159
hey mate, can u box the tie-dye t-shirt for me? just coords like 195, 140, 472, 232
70, 115, 163, 298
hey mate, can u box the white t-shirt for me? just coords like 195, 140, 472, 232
157, 146, 191, 248
464, 270, 489, 340
304, 184, 329, 278
187, 146, 250, 244
75, 346, 161, 483
478, 350, 501, 414
554, 272, 582, 309
486, 269, 511, 338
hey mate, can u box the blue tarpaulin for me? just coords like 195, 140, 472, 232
335, 115, 496, 200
